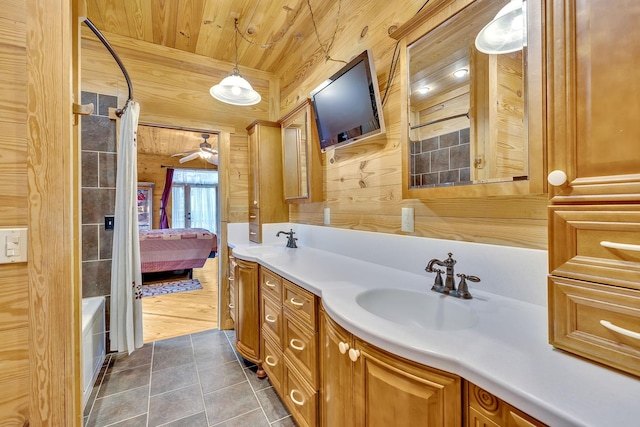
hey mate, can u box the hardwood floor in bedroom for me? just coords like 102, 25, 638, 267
142, 256, 219, 343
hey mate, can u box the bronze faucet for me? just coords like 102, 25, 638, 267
276, 229, 298, 248
425, 253, 480, 299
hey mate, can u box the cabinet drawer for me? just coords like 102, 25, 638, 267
262, 333, 283, 393
284, 314, 318, 388
261, 268, 282, 302
249, 221, 260, 243
549, 276, 640, 377
284, 362, 318, 427
549, 206, 640, 291
283, 280, 317, 330
261, 293, 282, 348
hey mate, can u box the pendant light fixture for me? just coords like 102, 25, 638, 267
475, 0, 526, 55
210, 19, 261, 106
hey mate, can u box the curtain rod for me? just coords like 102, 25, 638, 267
410, 112, 469, 130
83, 18, 133, 117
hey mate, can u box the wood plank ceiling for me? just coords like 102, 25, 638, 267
84, 0, 340, 74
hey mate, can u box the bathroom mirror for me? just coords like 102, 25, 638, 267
393, 0, 544, 198
279, 99, 323, 203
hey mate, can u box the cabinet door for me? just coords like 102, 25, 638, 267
319, 311, 354, 427
548, 0, 640, 202
353, 339, 461, 427
248, 125, 259, 209
234, 259, 260, 362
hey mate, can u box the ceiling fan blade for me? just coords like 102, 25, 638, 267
205, 154, 219, 165
179, 152, 200, 163
201, 147, 218, 154
171, 149, 198, 157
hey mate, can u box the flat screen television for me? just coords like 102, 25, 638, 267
310, 50, 386, 152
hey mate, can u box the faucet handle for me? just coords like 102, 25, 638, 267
430, 268, 445, 292
454, 273, 480, 299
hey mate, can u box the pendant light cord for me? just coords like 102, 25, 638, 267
233, 19, 240, 74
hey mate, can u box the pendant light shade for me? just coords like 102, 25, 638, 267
475, 0, 526, 55
210, 19, 262, 106
210, 68, 261, 106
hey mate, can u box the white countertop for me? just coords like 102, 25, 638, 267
230, 240, 640, 427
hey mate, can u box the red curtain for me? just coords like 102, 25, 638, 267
159, 168, 174, 229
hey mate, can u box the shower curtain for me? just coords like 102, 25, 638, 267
110, 101, 143, 354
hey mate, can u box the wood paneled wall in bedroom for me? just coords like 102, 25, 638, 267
0, 0, 30, 424
275, 0, 549, 250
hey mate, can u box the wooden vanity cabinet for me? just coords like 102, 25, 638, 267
246, 120, 288, 243
466, 382, 546, 427
259, 268, 319, 427
546, 0, 640, 378
320, 308, 462, 427
233, 258, 264, 377
227, 248, 236, 323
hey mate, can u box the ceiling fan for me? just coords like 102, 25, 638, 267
171, 134, 219, 165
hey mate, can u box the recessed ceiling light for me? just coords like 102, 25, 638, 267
453, 69, 469, 78
418, 86, 431, 94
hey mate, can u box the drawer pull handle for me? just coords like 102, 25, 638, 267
250, 215, 257, 219
290, 297, 304, 307
265, 314, 277, 323
348, 348, 361, 362
228, 277, 234, 282
228, 303, 235, 310
290, 339, 305, 351
290, 389, 305, 406
600, 241, 640, 252
265, 355, 277, 367
265, 280, 276, 288
250, 232, 257, 236
600, 320, 640, 340
338, 341, 350, 354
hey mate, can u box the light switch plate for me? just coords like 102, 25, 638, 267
0, 228, 28, 263
401, 207, 414, 232
324, 208, 331, 225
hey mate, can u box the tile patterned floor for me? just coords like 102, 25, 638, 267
84, 329, 295, 427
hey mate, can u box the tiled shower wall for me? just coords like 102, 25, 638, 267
81, 91, 117, 348
410, 128, 471, 187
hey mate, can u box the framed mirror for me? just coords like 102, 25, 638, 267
393, 0, 545, 198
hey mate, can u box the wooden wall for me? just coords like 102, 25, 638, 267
274, 0, 549, 250
81, 28, 265, 227
0, 0, 30, 424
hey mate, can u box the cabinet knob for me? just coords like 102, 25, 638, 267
338, 341, 350, 354
547, 170, 567, 186
348, 348, 361, 362
253, 200, 258, 205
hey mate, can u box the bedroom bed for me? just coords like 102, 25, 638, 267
139, 228, 217, 277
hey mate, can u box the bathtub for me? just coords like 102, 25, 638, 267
82, 296, 105, 408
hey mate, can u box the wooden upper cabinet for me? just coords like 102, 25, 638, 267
246, 120, 288, 242
547, 0, 640, 202
278, 99, 323, 204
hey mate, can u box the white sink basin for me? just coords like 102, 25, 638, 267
356, 288, 477, 331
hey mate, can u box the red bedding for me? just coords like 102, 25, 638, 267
139, 228, 217, 273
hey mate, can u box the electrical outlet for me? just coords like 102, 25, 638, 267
401, 207, 414, 232
324, 208, 331, 225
